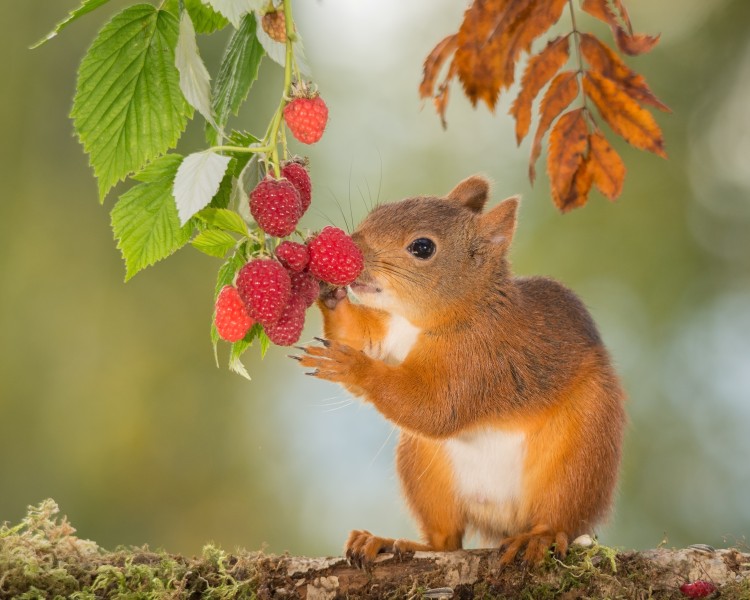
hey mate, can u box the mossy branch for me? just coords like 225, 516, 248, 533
2, 500, 749, 599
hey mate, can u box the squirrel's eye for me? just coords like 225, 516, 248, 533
407, 238, 436, 260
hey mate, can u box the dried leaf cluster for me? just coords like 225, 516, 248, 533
420, 0, 670, 211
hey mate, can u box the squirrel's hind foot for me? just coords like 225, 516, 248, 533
344, 530, 430, 569
498, 527, 569, 565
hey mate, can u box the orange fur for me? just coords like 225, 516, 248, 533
297, 176, 626, 567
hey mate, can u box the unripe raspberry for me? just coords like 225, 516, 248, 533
284, 95, 328, 144
281, 161, 312, 214
264, 294, 306, 346
250, 177, 302, 238
261, 9, 288, 43
214, 285, 254, 342
236, 259, 291, 326
307, 226, 364, 286
275, 240, 309, 272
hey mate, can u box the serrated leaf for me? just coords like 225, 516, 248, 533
510, 36, 570, 145
583, 70, 667, 158
258, 329, 271, 358
209, 164, 235, 209
174, 151, 233, 225
228, 324, 262, 379
214, 249, 247, 297
32, 0, 113, 49
176, 11, 218, 130
111, 154, 192, 280
588, 130, 626, 200
228, 130, 261, 147
212, 13, 265, 134
196, 208, 248, 236
71, 5, 191, 201
164, 0, 228, 34
202, 0, 262, 29
255, 18, 311, 76
547, 108, 589, 211
529, 71, 579, 182
192, 229, 237, 257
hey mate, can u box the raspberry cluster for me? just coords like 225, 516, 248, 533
249, 161, 312, 238
213, 226, 363, 347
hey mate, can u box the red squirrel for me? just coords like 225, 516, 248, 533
296, 175, 626, 565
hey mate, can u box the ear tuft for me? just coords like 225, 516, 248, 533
480, 195, 520, 249
447, 175, 491, 213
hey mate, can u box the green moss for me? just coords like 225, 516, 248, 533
0, 500, 259, 599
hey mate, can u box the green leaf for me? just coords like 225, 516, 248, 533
196, 208, 248, 237
164, 0, 229, 34
212, 13, 264, 133
111, 154, 192, 280
32, 0, 113, 49
209, 165, 235, 210
191, 229, 237, 258
71, 5, 191, 201
214, 248, 247, 298
229, 324, 263, 380
173, 151, 232, 224
228, 130, 261, 148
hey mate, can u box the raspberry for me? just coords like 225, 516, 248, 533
275, 240, 309, 272
281, 161, 312, 214
307, 226, 364, 286
261, 9, 288, 43
250, 177, 301, 237
679, 581, 717, 598
264, 294, 306, 346
236, 259, 291, 326
290, 270, 320, 307
283, 95, 328, 144
214, 285, 254, 342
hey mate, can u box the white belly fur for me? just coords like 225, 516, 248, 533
366, 313, 421, 364
444, 428, 526, 538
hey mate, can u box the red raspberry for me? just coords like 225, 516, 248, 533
264, 294, 306, 346
250, 177, 301, 237
283, 95, 328, 144
275, 241, 309, 272
214, 285, 254, 342
307, 226, 364, 286
679, 581, 717, 598
281, 161, 312, 214
236, 259, 291, 326
290, 270, 319, 307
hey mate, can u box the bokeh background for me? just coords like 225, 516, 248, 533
1, 0, 748, 557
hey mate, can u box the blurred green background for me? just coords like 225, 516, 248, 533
1, 0, 748, 558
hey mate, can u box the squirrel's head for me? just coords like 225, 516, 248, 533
349, 175, 519, 326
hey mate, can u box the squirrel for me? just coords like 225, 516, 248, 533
295, 175, 626, 566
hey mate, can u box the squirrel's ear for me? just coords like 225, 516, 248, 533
447, 175, 490, 213
479, 195, 520, 250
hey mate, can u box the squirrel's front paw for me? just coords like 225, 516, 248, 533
293, 338, 374, 392
318, 283, 348, 310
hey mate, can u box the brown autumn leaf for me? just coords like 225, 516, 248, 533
419, 34, 458, 100
547, 108, 589, 210
581, 0, 660, 56
560, 154, 594, 212
615, 29, 660, 56
529, 70, 579, 182
588, 130, 626, 199
434, 82, 451, 129
451, 0, 568, 111
580, 33, 669, 112
510, 35, 570, 145
583, 70, 667, 158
